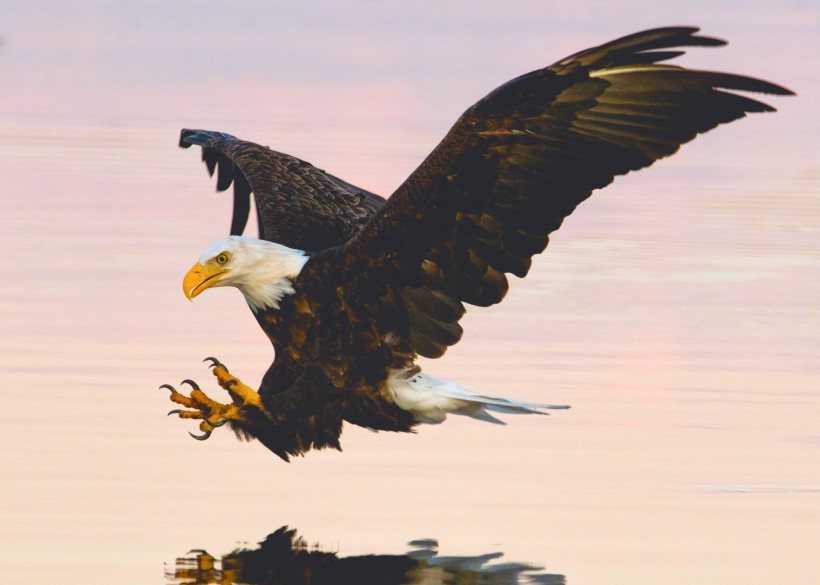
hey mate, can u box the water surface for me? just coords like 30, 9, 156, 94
2, 3, 819, 584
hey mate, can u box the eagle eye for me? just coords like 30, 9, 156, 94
216, 253, 229, 265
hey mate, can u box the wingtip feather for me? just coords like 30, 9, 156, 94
178, 128, 238, 149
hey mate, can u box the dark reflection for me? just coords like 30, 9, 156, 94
166, 526, 564, 584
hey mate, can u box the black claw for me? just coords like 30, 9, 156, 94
160, 384, 177, 393
189, 430, 212, 441
167, 409, 184, 416
204, 357, 225, 370
208, 418, 228, 427
181, 379, 200, 391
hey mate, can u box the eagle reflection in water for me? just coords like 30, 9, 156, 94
165, 526, 564, 585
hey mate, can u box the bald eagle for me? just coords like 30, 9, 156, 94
165, 27, 791, 461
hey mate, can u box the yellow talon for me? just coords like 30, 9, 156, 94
211, 365, 263, 409
164, 358, 268, 442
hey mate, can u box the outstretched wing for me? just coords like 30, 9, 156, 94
339, 27, 792, 317
179, 129, 385, 252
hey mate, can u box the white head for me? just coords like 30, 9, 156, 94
182, 236, 309, 312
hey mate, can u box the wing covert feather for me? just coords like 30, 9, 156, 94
180, 129, 385, 251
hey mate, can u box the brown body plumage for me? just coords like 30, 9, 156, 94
167, 27, 792, 460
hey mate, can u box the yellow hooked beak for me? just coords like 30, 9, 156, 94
183, 262, 230, 300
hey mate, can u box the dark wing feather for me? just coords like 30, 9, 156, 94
179, 130, 256, 236
338, 26, 792, 315
179, 129, 385, 251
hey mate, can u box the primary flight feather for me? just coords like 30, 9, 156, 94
165, 27, 792, 460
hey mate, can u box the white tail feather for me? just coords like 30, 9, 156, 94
385, 369, 570, 424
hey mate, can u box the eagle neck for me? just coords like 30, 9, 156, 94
233, 242, 309, 313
